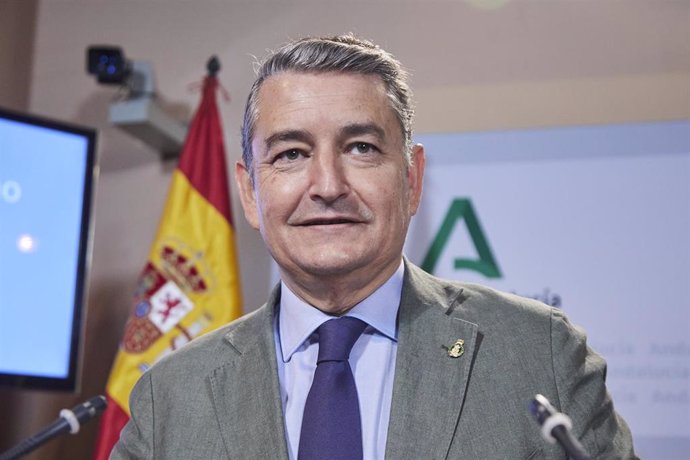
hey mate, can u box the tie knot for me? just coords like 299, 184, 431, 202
316, 317, 367, 363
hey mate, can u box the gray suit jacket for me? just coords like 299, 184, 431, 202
112, 262, 636, 459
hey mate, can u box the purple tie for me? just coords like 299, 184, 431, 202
298, 317, 367, 460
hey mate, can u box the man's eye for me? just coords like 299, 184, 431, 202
275, 149, 303, 162
349, 142, 376, 155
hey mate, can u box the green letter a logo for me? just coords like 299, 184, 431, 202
421, 198, 502, 278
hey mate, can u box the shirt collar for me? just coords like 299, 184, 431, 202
278, 261, 404, 363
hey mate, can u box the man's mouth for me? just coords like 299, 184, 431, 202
296, 217, 362, 226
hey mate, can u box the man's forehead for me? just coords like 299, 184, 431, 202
257, 71, 386, 107
253, 71, 396, 137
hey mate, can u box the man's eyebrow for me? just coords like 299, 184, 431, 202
264, 130, 314, 151
339, 123, 386, 142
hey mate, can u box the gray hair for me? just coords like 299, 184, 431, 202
241, 34, 415, 173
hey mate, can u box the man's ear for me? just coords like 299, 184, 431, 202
407, 143, 425, 216
234, 160, 260, 230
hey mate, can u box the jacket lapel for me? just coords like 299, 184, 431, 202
385, 262, 479, 459
207, 287, 290, 459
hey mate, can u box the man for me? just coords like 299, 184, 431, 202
112, 35, 636, 459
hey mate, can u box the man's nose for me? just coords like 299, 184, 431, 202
307, 152, 350, 203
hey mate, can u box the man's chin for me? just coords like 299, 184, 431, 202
301, 260, 364, 277
290, 253, 372, 279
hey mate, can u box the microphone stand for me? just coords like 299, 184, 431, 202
0, 396, 107, 460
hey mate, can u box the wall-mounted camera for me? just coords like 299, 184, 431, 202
86, 46, 186, 158
87, 46, 130, 85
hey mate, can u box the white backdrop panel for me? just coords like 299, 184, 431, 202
406, 121, 690, 459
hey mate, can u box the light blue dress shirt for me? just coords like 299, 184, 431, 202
274, 262, 404, 460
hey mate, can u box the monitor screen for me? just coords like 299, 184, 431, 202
0, 107, 96, 391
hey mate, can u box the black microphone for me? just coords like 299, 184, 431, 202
529, 394, 592, 460
0, 395, 107, 460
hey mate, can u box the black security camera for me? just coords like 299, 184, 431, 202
86, 46, 130, 84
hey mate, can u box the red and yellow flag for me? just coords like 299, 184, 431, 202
93, 75, 242, 458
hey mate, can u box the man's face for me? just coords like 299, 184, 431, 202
236, 71, 424, 290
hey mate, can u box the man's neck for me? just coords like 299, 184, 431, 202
279, 258, 403, 315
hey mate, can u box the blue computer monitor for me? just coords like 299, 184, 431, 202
0, 107, 96, 391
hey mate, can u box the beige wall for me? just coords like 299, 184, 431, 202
0, 0, 37, 111
1, 0, 688, 458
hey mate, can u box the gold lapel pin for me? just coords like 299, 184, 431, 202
445, 339, 465, 358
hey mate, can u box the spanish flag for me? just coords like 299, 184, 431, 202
93, 74, 242, 458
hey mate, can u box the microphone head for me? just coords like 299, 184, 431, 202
72, 395, 107, 423
529, 393, 574, 445
529, 394, 556, 426
90, 395, 108, 411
